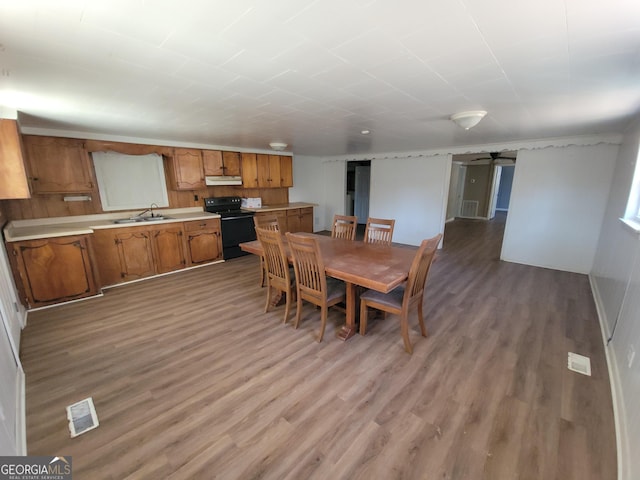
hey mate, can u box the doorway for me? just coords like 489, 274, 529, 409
346, 160, 371, 225
447, 151, 516, 220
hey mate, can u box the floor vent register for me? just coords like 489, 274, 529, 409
567, 352, 592, 376
66, 397, 100, 438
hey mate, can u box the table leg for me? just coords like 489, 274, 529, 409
336, 281, 357, 341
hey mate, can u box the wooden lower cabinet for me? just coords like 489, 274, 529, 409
114, 228, 156, 281
184, 219, 222, 265
93, 219, 221, 287
255, 207, 313, 233
150, 224, 187, 274
8, 235, 99, 308
93, 224, 187, 285
286, 207, 313, 233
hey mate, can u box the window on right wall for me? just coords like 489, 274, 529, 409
622, 142, 640, 228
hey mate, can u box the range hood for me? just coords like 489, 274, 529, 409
205, 175, 242, 186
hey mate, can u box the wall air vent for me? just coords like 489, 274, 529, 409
460, 200, 479, 218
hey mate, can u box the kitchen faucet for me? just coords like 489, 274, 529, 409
133, 203, 160, 219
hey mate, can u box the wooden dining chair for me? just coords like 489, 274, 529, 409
254, 216, 281, 287
364, 217, 395, 246
331, 214, 357, 241
359, 233, 442, 353
286, 233, 346, 342
255, 226, 294, 324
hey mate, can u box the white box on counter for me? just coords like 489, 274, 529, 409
241, 197, 262, 208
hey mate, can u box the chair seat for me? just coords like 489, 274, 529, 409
360, 285, 405, 309
327, 278, 346, 303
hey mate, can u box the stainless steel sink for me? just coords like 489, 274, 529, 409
113, 216, 173, 224
113, 218, 142, 224
141, 216, 173, 221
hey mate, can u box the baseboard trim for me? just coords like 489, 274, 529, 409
589, 274, 626, 480
17, 367, 26, 455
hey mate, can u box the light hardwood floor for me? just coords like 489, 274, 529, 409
21, 213, 617, 479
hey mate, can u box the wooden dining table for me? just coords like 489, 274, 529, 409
239, 233, 417, 340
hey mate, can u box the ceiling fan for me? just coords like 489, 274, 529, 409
472, 152, 517, 163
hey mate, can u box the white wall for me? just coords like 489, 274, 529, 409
591, 115, 640, 480
293, 154, 450, 244
370, 155, 450, 245
501, 144, 618, 274
290, 155, 348, 232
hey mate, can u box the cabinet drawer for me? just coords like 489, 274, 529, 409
184, 218, 220, 232
286, 208, 301, 217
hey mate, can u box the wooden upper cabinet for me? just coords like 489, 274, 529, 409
22, 135, 94, 194
169, 148, 205, 190
0, 119, 30, 199
247, 154, 292, 188
202, 150, 224, 176
267, 155, 282, 188
280, 155, 293, 187
202, 150, 242, 177
241, 153, 259, 188
221, 151, 241, 176
255, 154, 283, 188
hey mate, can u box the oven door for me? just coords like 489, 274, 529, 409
220, 214, 256, 259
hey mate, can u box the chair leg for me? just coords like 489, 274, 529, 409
283, 290, 291, 324
294, 295, 303, 329
417, 302, 427, 337
318, 306, 327, 342
264, 283, 271, 313
259, 256, 266, 287
359, 301, 369, 335
400, 314, 413, 354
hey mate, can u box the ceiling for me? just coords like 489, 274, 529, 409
1, 0, 639, 157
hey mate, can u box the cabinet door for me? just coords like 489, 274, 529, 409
171, 148, 205, 190
280, 155, 293, 188
241, 153, 259, 188
202, 150, 224, 176
0, 120, 30, 199
10, 235, 98, 307
300, 207, 313, 232
184, 219, 222, 265
256, 154, 271, 187
286, 209, 301, 233
222, 151, 241, 176
255, 211, 287, 231
23, 136, 94, 193
115, 229, 155, 281
186, 230, 222, 264
91, 229, 123, 286
268, 155, 282, 187
150, 225, 186, 274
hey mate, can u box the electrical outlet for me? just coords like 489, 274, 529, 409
628, 345, 636, 368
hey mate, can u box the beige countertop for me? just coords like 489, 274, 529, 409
243, 202, 316, 213
3, 208, 221, 242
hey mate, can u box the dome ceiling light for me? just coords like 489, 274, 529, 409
450, 110, 487, 130
269, 142, 288, 151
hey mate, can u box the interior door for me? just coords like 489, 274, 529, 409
0, 244, 24, 360
354, 165, 370, 224
488, 166, 503, 219
0, 309, 21, 456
